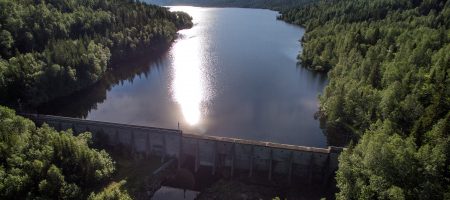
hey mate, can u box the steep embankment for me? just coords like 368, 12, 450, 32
0, 0, 192, 106
280, 0, 449, 199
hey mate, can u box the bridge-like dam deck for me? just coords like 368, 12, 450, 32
23, 113, 343, 184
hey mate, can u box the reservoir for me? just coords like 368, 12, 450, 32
38, 7, 328, 147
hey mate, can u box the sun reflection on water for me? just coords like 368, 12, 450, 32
172, 36, 203, 125
170, 7, 208, 126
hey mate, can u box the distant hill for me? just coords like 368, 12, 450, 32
143, 0, 317, 10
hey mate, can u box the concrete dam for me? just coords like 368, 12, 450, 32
24, 114, 343, 184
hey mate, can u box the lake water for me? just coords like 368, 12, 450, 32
151, 186, 199, 200
38, 7, 328, 147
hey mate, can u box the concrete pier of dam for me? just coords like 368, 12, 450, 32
23, 114, 343, 184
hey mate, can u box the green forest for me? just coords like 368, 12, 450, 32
0, 0, 449, 199
0, 106, 131, 199
0, 0, 192, 106
0, 0, 192, 199
144, 0, 317, 11
281, 0, 450, 199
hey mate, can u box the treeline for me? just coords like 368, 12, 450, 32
0, 105, 130, 199
280, 0, 450, 199
0, 0, 192, 106
145, 0, 317, 11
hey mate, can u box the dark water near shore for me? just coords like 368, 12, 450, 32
152, 186, 199, 200
38, 7, 328, 147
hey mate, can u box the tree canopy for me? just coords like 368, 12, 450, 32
0, 105, 131, 199
144, 0, 317, 11
337, 118, 449, 199
0, 0, 192, 106
280, 0, 450, 199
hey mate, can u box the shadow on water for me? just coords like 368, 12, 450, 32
151, 186, 199, 200
296, 66, 352, 148
321, 120, 356, 147
35, 45, 171, 118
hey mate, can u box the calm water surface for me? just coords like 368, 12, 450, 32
39, 7, 328, 147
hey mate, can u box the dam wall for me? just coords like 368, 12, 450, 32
24, 114, 343, 183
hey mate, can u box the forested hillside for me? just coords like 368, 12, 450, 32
0, 106, 130, 199
280, 0, 450, 199
144, 0, 317, 11
0, 0, 192, 106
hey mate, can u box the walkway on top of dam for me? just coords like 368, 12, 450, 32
23, 113, 341, 154
23, 113, 343, 184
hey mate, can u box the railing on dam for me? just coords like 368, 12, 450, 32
23, 113, 343, 184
